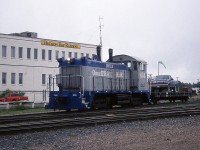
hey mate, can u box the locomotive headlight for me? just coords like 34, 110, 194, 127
67, 58, 71, 63
67, 58, 75, 64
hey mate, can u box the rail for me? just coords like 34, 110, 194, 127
1, 102, 200, 135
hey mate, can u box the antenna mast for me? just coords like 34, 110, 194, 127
99, 16, 103, 48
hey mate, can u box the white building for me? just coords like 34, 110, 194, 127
0, 32, 97, 102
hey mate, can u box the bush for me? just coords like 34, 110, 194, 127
0, 89, 25, 97
18, 91, 25, 96
0, 89, 12, 98
14, 105, 28, 111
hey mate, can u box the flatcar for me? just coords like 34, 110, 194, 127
150, 75, 191, 103
47, 46, 151, 110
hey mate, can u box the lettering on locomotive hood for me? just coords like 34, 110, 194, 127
92, 70, 112, 78
92, 69, 124, 78
106, 63, 113, 68
116, 71, 124, 78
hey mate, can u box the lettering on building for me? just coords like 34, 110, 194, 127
41, 40, 80, 49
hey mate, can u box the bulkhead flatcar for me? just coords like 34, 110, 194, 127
47, 46, 151, 110
150, 75, 191, 103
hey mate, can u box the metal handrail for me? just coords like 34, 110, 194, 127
51, 75, 85, 97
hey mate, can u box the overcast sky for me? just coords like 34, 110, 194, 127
1, 0, 200, 83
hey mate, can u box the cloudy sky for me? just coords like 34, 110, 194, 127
0, 0, 200, 83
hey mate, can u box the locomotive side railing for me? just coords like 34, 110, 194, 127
88, 76, 130, 93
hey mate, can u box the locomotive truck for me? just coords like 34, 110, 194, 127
47, 46, 151, 110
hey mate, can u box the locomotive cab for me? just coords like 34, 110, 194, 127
107, 54, 150, 104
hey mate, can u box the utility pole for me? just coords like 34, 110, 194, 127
148, 74, 153, 94
148, 74, 153, 80
99, 16, 103, 48
158, 61, 166, 75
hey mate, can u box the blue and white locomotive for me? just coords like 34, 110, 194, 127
47, 46, 151, 110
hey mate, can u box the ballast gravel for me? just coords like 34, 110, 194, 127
0, 115, 200, 150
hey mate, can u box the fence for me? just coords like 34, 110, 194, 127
0, 90, 49, 103
0, 90, 49, 110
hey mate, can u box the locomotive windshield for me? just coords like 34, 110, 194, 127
57, 66, 82, 90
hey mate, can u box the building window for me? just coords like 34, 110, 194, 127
42, 74, 46, 85
2, 72, 6, 84
127, 62, 131, 68
74, 52, 77, 58
62, 51, 65, 59
86, 53, 89, 58
42, 49, 45, 60
19, 47, 23, 58
55, 51, 59, 59
34, 48, 38, 60
81, 53, 84, 57
19, 73, 23, 84
27, 48, 31, 59
11, 46, 15, 58
48, 50, 52, 60
2, 45, 6, 57
68, 52, 72, 58
140, 63, 145, 71
11, 73, 15, 84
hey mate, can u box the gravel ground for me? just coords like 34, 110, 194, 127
0, 115, 200, 150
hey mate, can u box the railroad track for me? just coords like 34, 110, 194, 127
1, 102, 200, 135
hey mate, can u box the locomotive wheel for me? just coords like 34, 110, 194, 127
92, 95, 112, 109
153, 99, 157, 104
169, 100, 175, 103
182, 99, 188, 102
129, 97, 134, 107
105, 97, 112, 109
133, 97, 143, 106
151, 97, 157, 105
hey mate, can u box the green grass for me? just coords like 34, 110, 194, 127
0, 105, 52, 115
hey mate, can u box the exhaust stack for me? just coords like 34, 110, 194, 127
108, 48, 113, 62
96, 46, 101, 61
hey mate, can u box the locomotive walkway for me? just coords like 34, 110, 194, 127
1, 101, 200, 135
